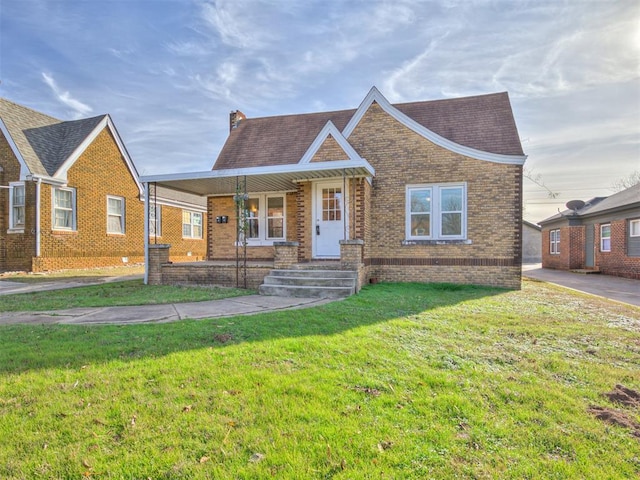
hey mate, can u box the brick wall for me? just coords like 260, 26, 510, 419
150, 203, 206, 262
207, 192, 296, 261
0, 133, 37, 271
595, 220, 640, 279
348, 102, 522, 289
541, 225, 585, 270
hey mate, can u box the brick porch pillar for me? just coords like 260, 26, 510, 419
274, 241, 299, 269
148, 244, 171, 285
340, 239, 365, 291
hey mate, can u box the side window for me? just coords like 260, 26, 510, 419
600, 224, 611, 252
53, 187, 76, 231
9, 182, 25, 230
107, 196, 125, 234
550, 229, 560, 254
183, 211, 203, 239
630, 219, 640, 238
406, 184, 466, 240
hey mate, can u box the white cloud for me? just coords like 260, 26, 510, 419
41, 73, 93, 118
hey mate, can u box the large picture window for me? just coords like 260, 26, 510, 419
53, 187, 76, 230
183, 211, 203, 239
600, 224, 611, 252
107, 196, 125, 234
9, 182, 25, 230
550, 229, 560, 254
406, 183, 466, 240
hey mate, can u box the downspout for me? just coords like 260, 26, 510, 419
143, 181, 149, 284
35, 177, 42, 258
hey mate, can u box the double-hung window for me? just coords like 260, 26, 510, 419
550, 229, 560, 254
107, 196, 125, 234
406, 183, 466, 240
600, 224, 611, 252
630, 219, 640, 238
183, 210, 203, 239
53, 187, 76, 230
9, 182, 25, 230
240, 194, 286, 244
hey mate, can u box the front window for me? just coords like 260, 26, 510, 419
9, 182, 25, 230
600, 224, 611, 252
183, 211, 203, 239
550, 229, 560, 254
267, 196, 285, 239
630, 219, 640, 237
406, 183, 466, 240
239, 194, 286, 244
107, 196, 125, 234
53, 187, 76, 230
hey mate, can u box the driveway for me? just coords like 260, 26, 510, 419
522, 264, 640, 307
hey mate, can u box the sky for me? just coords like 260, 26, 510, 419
0, 0, 638, 223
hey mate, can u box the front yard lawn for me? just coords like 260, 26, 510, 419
0, 280, 251, 311
0, 280, 638, 478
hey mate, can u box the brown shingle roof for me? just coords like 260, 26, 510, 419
213, 91, 523, 170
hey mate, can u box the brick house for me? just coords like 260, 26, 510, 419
142, 87, 527, 290
539, 184, 640, 279
0, 98, 206, 272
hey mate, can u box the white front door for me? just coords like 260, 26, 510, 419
314, 181, 345, 257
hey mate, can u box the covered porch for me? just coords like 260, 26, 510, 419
140, 159, 374, 295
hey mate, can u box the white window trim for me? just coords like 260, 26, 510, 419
149, 204, 162, 237
52, 187, 77, 231
405, 183, 467, 240
240, 193, 287, 246
600, 224, 611, 252
8, 181, 25, 232
630, 219, 640, 238
107, 195, 126, 234
183, 210, 203, 239
550, 229, 560, 254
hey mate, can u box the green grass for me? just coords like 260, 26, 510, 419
0, 280, 638, 479
0, 280, 252, 311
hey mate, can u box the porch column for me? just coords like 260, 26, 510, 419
148, 244, 171, 285
340, 239, 364, 290
274, 241, 299, 269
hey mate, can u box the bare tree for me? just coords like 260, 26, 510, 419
523, 167, 559, 198
610, 170, 640, 192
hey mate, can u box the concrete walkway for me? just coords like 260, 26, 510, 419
0, 293, 333, 325
522, 264, 640, 307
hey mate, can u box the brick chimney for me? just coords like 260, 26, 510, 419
229, 110, 246, 131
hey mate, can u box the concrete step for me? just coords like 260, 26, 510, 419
258, 283, 355, 299
263, 275, 356, 287
259, 268, 357, 298
269, 269, 356, 279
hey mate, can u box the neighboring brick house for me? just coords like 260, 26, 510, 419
143, 87, 527, 289
0, 98, 206, 272
539, 184, 640, 279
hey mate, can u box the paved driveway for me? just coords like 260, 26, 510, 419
522, 264, 640, 307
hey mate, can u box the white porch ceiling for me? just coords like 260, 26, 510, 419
140, 159, 375, 197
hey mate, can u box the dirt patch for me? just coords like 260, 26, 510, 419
589, 385, 640, 440
605, 384, 640, 408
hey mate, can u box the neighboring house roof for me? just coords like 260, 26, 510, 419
0, 98, 143, 194
539, 184, 640, 225
523, 220, 541, 231
213, 87, 525, 171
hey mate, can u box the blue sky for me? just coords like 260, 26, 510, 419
1, 0, 638, 223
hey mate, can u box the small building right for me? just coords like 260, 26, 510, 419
538, 184, 640, 279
